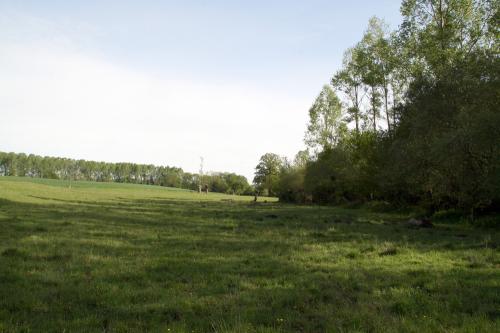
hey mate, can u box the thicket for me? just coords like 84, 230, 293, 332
253, 0, 500, 221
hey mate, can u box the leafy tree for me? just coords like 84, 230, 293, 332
384, 52, 500, 219
277, 166, 306, 203
253, 153, 284, 197
332, 47, 366, 133
304, 85, 347, 152
293, 150, 311, 169
400, 0, 498, 78
272, 0, 500, 223
223, 173, 250, 195
357, 17, 388, 132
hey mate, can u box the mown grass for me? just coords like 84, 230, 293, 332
0, 176, 498, 332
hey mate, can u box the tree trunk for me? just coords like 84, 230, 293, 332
371, 86, 377, 132
384, 85, 390, 132
354, 85, 360, 133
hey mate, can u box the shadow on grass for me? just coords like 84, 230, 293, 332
0, 196, 499, 332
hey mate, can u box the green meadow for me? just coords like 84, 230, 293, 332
0, 176, 498, 332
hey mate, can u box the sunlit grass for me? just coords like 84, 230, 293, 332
0, 177, 498, 332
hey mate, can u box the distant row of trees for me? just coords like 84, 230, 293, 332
254, 0, 499, 220
0, 151, 253, 195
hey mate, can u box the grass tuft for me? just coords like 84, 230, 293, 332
379, 243, 398, 256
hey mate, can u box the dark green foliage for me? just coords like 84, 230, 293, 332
208, 172, 253, 195
302, 131, 381, 204
253, 153, 284, 197
380, 52, 500, 218
277, 166, 307, 203
272, 0, 500, 223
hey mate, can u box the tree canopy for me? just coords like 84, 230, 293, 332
265, 0, 500, 221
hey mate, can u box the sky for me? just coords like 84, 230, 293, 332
0, 0, 402, 181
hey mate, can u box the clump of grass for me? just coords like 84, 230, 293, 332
1, 248, 28, 259
379, 243, 398, 256
311, 231, 327, 238
467, 255, 487, 269
42, 253, 73, 262
346, 251, 359, 259
474, 215, 500, 228
390, 301, 410, 315
432, 209, 462, 223
365, 200, 394, 213
443, 242, 455, 249
361, 245, 375, 253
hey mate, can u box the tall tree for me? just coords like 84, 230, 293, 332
293, 150, 311, 169
253, 153, 284, 197
332, 46, 366, 133
358, 17, 391, 132
304, 85, 347, 152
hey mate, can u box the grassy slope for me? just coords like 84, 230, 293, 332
0, 176, 498, 332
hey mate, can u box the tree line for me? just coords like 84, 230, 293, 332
0, 151, 253, 195
253, 0, 499, 221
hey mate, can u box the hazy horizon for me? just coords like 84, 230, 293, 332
0, 1, 402, 181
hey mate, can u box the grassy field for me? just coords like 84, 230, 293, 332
0, 176, 498, 332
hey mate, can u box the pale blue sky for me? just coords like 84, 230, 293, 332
0, 1, 402, 180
